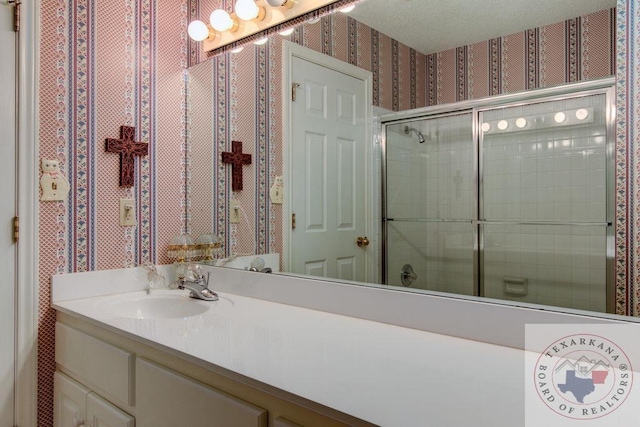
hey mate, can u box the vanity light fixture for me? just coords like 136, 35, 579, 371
187, 20, 213, 42
339, 5, 356, 13
198, 0, 343, 52
254, 36, 269, 45
575, 108, 589, 120
235, 0, 266, 21
210, 9, 239, 32
265, 0, 295, 9
483, 106, 592, 135
278, 27, 295, 36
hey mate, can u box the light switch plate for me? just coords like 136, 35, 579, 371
230, 200, 241, 223
120, 198, 136, 226
269, 175, 284, 204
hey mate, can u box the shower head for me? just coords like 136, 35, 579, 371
404, 125, 426, 143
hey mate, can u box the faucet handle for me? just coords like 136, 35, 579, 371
185, 263, 204, 281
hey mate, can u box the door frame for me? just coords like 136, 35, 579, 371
15, 0, 40, 425
282, 41, 372, 279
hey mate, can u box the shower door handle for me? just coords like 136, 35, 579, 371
356, 236, 370, 247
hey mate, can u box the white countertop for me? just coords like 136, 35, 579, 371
52, 266, 640, 426
53, 288, 524, 426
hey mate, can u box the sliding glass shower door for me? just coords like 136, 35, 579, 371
480, 93, 610, 312
383, 84, 613, 312
384, 113, 475, 295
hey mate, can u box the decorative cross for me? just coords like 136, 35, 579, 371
221, 141, 252, 191
105, 126, 148, 187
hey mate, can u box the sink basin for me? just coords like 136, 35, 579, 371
96, 291, 232, 319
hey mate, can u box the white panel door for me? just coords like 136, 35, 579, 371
54, 372, 90, 427
290, 56, 367, 282
86, 393, 135, 427
0, 3, 16, 426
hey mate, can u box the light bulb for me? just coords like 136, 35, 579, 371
265, 0, 294, 8
210, 9, 236, 32
235, 0, 265, 21
554, 112, 566, 123
339, 5, 356, 13
278, 28, 295, 36
497, 120, 509, 130
575, 109, 589, 120
231, 46, 245, 53
515, 118, 527, 128
187, 20, 211, 42
306, 17, 321, 24
481, 122, 491, 132
253, 37, 269, 45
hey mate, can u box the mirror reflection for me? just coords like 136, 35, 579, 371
186, 0, 619, 315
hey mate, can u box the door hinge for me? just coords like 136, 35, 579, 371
291, 213, 296, 230
291, 82, 300, 101
8, 0, 21, 32
13, 216, 19, 243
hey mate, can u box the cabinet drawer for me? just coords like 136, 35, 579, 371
136, 358, 268, 427
56, 322, 135, 406
274, 418, 303, 427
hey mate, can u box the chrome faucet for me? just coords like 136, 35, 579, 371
174, 270, 219, 301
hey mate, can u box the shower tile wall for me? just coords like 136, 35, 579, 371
481, 94, 608, 311
386, 114, 474, 294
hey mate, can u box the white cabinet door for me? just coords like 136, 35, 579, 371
86, 392, 135, 427
136, 358, 267, 427
54, 372, 89, 427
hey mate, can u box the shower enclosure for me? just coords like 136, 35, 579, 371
382, 79, 614, 313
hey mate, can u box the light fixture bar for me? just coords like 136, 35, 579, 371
480, 107, 595, 134
201, 0, 342, 52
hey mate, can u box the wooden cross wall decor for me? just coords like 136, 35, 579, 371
105, 126, 149, 187
221, 141, 252, 191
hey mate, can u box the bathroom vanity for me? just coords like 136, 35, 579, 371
51, 265, 635, 427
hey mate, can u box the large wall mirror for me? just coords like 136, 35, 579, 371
185, 0, 631, 318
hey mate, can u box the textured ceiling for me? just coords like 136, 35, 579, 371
348, 0, 616, 55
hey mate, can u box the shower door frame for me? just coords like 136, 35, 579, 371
380, 77, 616, 312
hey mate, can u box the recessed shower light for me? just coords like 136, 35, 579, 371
497, 120, 509, 130
515, 118, 527, 128
575, 109, 589, 120
554, 112, 566, 123
481, 122, 491, 132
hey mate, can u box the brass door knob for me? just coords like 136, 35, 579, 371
356, 236, 370, 247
